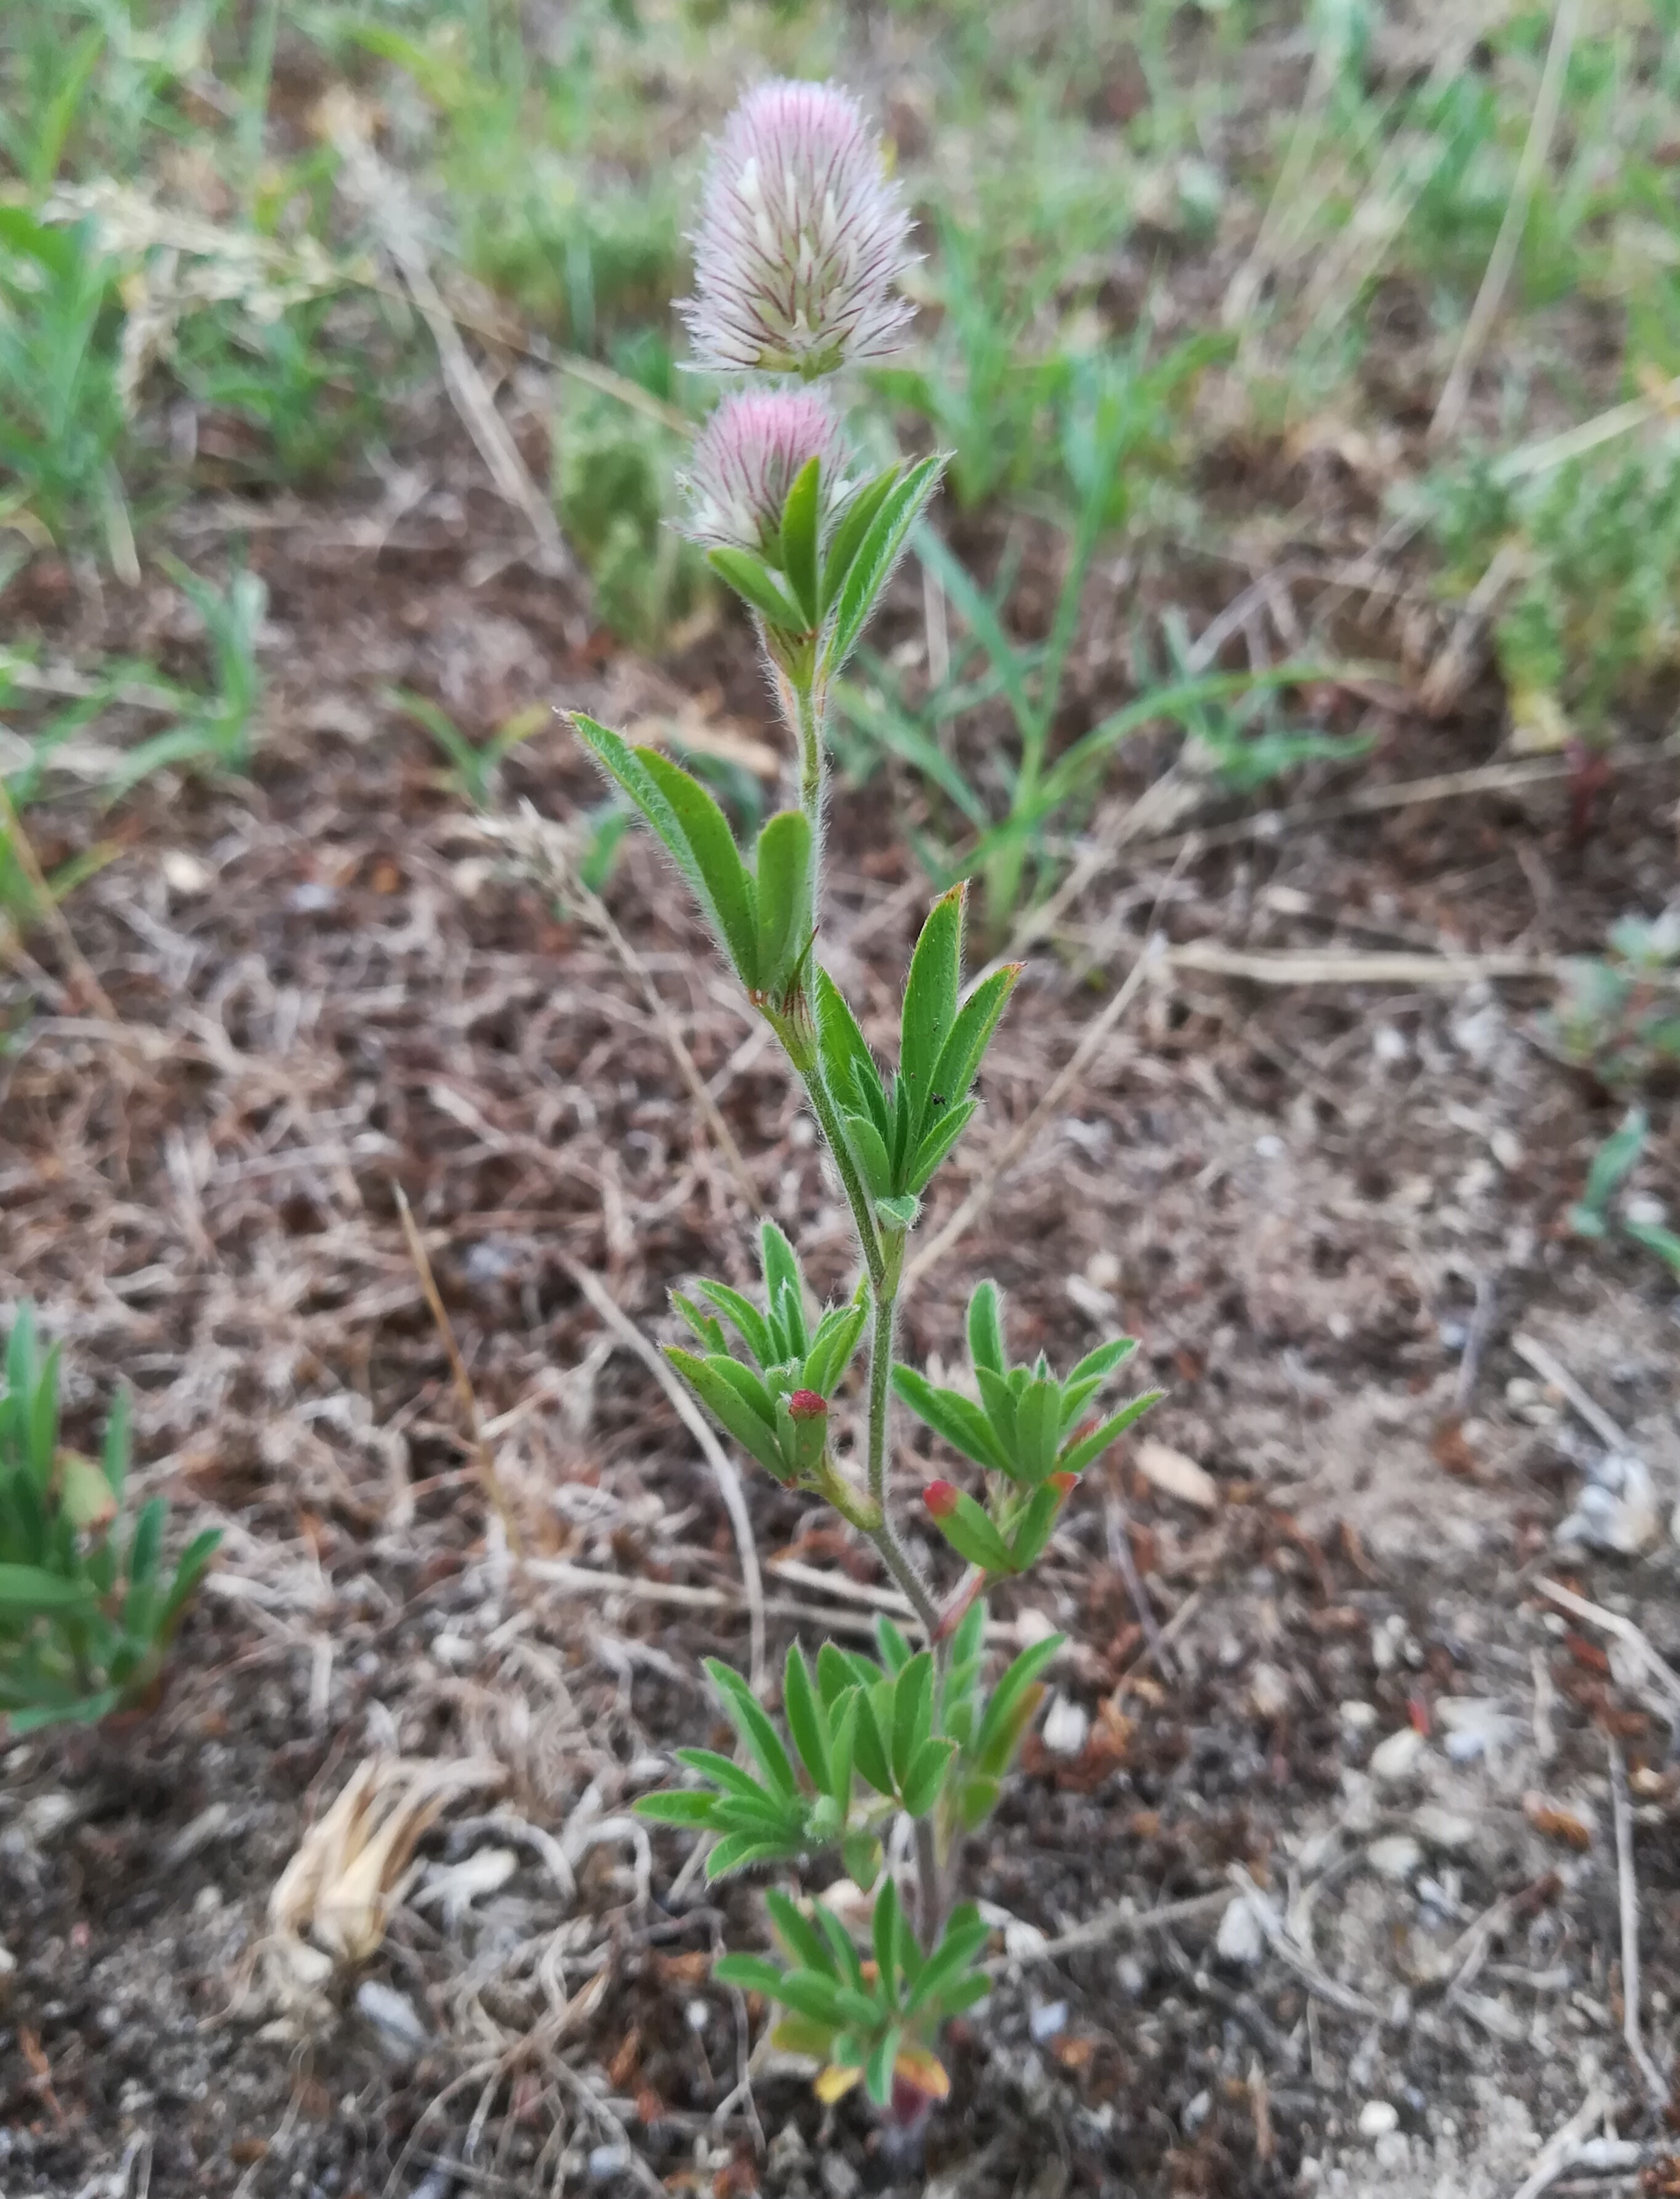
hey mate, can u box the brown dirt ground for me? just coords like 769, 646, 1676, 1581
4, 402, 1680, 2199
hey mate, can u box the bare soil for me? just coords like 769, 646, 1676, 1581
3, 418, 1680, 2199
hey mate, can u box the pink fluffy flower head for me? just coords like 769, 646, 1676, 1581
683, 79, 915, 380
679, 387, 853, 554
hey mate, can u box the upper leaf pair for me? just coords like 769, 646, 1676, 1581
707, 454, 945, 685
818, 883, 1019, 1231
896, 1280, 1160, 1575
570, 719, 815, 1038
668, 1221, 867, 1498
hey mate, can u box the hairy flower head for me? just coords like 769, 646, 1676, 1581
683, 79, 915, 379
680, 387, 853, 553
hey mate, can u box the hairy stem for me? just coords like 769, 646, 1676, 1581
799, 1066, 885, 1291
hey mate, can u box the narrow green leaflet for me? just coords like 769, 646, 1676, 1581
782, 1644, 830, 1791
778, 456, 822, 629
819, 466, 900, 614
666, 1348, 785, 1477
707, 546, 808, 633
824, 454, 947, 677
753, 811, 813, 997
637, 748, 759, 981
570, 716, 757, 983
899, 884, 964, 1141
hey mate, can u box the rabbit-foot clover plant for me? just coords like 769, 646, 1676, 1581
570, 80, 1159, 2125
1, 1304, 220, 1732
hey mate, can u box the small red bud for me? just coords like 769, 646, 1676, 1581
1049, 1471, 1078, 1497
787, 1389, 827, 1421
924, 1479, 960, 1518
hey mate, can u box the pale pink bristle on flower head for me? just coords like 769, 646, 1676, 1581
682, 79, 915, 379
679, 388, 854, 553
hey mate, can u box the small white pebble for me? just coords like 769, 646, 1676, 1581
1369, 1727, 1426, 1782
1339, 1699, 1378, 1732
1249, 1663, 1291, 1720
1040, 1694, 1090, 1758
1411, 1805, 1477, 1854
1359, 2100, 1399, 2139
1029, 1999, 1068, 2043
1255, 1133, 1285, 1159
685, 1998, 710, 2033
1367, 1835, 1422, 1882
1216, 1896, 1264, 1966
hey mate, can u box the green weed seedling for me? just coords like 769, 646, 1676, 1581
0, 668, 127, 927
564, 80, 1161, 2128
112, 557, 266, 793
0, 1304, 220, 1733
839, 338, 1316, 945
1568, 1107, 1680, 1286
1545, 910, 1680, 1094
1418, 445, 1680, 752
553, 372, 709, 648
168, 298, 393, 490
0, 209, 132, 571
389, 689, 549, 811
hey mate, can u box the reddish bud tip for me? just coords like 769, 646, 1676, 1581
787, 1389, 827, 1421
924, 1479, 960, 1519
1049, 1471, 1078, 1497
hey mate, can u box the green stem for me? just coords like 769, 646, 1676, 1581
792, 673, 826, 954
861, 1261, 940, 1645
915, 1815, 944, 1945
800, 1067, 885, 1291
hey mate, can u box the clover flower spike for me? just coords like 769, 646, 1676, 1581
679, 388, 854, 554
683, 79, 915, 379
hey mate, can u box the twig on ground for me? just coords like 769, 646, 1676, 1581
906, 938, 1159, 1287
1536, 1579, 1680, 1725
1119, 748, 1680, 878
581, 882, 761, 1213
1513, 1336, 1631, 1451
1114, 1588, 1203, 1696
558, 1259, 767, 1691
984, 1888, 1228, 1974
1168, 942, 1550, 987
327, 105, 574, 584
1512, 2085, 1613, 2199
1224, 1867, 1385, 2021
394, 1187, 523, 1560
1431, 0, 1582, 443
1105, 1495, 1172, 1678
1456, 1271, 1501, 1417
1608, 1734, 1670, 2108
547, 2060, 664, 2199
486, 801, 761, 1211
521, 1555, 1027, 1649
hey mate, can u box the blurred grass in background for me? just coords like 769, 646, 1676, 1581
3, 0, 1680, 929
